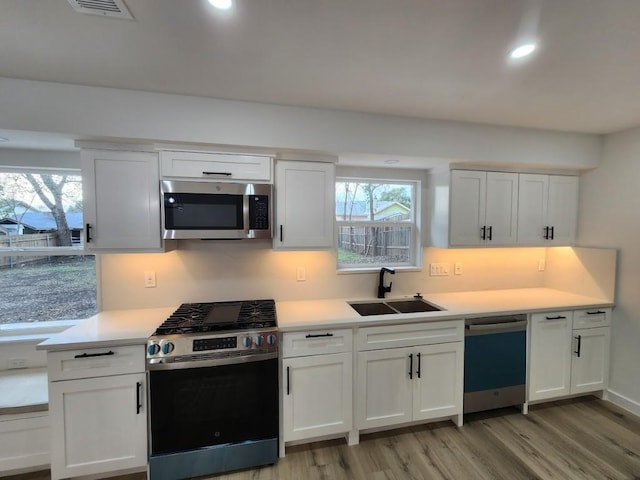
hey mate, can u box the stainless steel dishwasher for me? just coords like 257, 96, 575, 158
464, 314, 527, 414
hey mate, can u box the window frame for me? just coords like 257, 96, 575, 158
335, 175, 422, 273
0, 167, 100, 331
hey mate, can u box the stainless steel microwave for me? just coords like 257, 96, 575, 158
161, 180, 272, 240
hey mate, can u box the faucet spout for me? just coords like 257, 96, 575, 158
377, 267, 396, 298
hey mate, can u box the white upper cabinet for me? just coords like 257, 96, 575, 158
517, 174, 578, 245
82, 149, 166, 252
449, 170, 519, 246
159, 151, 272, 182
431, 168, 579, 248
274, 161, 335, 249
547, 175, 579, 245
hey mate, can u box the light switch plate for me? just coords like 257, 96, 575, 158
429, 263, 450, 276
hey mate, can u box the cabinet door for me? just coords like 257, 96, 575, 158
357, 348, 413, 430
413, 342, 463, 421
547, 175, 579, 245
449, 170, 486, 246
82, 150, 162, 250
159, 151, 272, 182
49, 373, 147, 480
571, 327, 609, 395
485, 172, 519, 244
282, 353, 352, 442
529, 312, 573, 401
274, 161, 334, 249
517, 173, 549, 244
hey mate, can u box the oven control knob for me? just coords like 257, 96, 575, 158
267, 334, 277, 346
255, 335, 263, 347
243, 336, 252, 348
147, 343, 160, 356
162, 342, 175, 355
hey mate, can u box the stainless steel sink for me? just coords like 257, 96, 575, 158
348, 298, 443, 316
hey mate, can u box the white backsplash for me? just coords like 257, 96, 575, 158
99, 242, 614, 311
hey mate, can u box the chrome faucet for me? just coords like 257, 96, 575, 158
377, 267, 396, 298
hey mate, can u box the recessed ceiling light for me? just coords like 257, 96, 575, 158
208, 0, 233, 10
0, 137, 9, 142
384, 159, 399, 165
509, 42, 537, 59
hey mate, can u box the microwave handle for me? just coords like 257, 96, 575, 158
202, 171, 233, 177
243, 195, 251, 234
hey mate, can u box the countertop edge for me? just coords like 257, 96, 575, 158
36, 336, 150, 352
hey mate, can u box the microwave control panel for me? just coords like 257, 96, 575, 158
249, 195, 270, 230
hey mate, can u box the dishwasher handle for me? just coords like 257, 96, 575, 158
466, 320, 527, 333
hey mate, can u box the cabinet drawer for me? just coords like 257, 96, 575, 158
282, 329, 352, 357
160, 151, 272, 182
357, 320, 463, 351
572, 308, 611, 329
48, 345, 145, 381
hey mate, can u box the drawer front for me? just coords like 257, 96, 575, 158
48, 345, 145, 381
572, 308, 611, 329
358, 320, 464, 351
160, 151, 272, 182
282, 329, 352, 357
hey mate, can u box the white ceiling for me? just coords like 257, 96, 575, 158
1, 0, 640, 151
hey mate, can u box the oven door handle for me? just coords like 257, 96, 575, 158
146, 351, 278, 370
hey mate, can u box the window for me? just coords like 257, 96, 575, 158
0, 170, 97, 326
336, 178, 420, 270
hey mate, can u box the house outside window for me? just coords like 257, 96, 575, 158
0, 170, 97, 327
336, 178, 420, 270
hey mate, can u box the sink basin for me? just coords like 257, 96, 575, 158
348, 298, 443, 316
385, 299, 442, 313
349, 302, 397, 316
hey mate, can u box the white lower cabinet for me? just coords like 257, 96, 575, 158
571, 326, 609, 395
47, 346, 147, 480
356, 320, 464, 431
529, 311, 573, 401
357, 343, 463, 430
281, 330, 353, 448
282, 352, 352, 441
529, 308, 611, 403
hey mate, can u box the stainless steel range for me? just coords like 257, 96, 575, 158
146, 299, 278, 480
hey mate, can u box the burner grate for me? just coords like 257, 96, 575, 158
154, 299, 276, 335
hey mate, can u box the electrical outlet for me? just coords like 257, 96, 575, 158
8, 358, 27, 369
429, 263, 450, 276
538, 259, 546, 271
144, 271, 157, 288
454, 262, 463, 275
296, 267, 306, 282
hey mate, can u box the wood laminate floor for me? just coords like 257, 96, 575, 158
7, 397, 640, 480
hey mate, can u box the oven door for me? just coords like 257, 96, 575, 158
148, 356, 278, 455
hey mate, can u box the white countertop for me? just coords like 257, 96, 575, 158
37, 307, 174, 351
275, 288, 614, 331
36, 288, 613, 350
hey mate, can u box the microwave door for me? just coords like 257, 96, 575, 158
163, 193, 246, 239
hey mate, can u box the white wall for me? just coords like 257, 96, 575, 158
0, 77, 602, 169
0, 149, 80, 170
578, 127, 640, 411
98, 245, 552, 310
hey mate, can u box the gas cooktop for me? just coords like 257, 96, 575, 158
153, 299, 276, 336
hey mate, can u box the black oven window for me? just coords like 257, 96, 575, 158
149, 358, 278, 455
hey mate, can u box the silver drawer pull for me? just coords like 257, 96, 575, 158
305, 333, 334, 338
202, 171, 232, 176
545, 316, 567, 320
586, 310, 606, 315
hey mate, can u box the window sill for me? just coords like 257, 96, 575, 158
336, 265, 423, 274
0, 319, 81, 343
